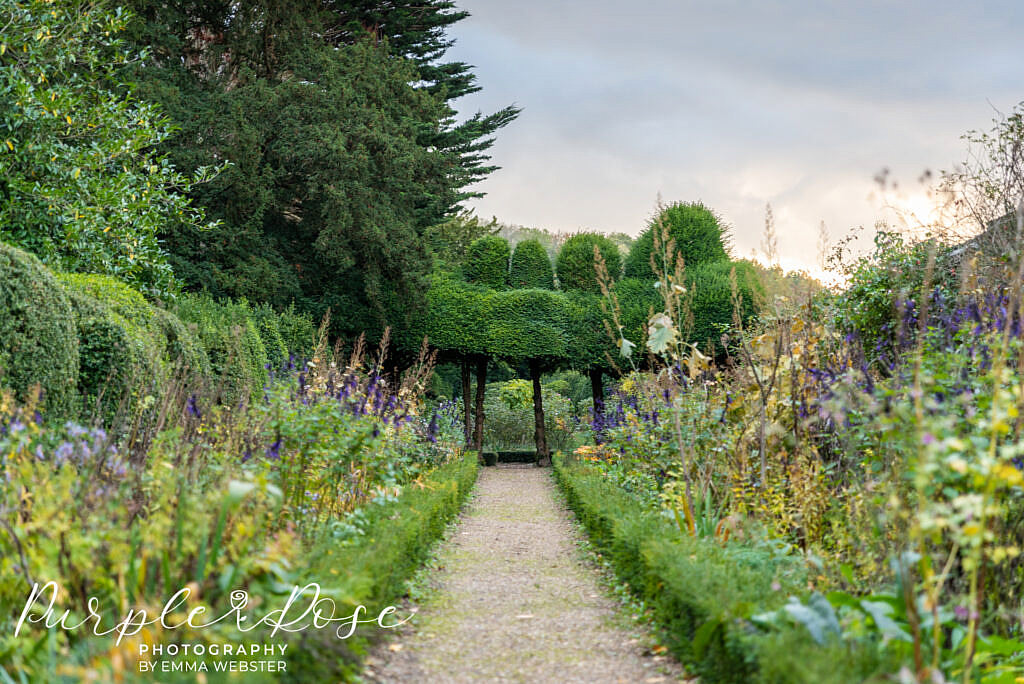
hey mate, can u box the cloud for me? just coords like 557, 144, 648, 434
448, 0, 1024, 269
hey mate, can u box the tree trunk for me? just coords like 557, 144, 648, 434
473, 355, 488, 453
531, 358, 550, 466
589, 367, 604, 414
461, 358, 472, 446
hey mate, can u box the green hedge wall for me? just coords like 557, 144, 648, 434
625, 202, 730, 280
288, 453, 479, 681
172, 294, 270, 403
464, 235, 510, 290
553, 455, 895, 683
556, 232, 622, 294
0, 243, 78, 417
687, 260, 762, 355
510, 239, 554, 289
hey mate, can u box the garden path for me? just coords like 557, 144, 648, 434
366, 464, 683, 683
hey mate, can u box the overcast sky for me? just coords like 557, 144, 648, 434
446, 1, 1024, 274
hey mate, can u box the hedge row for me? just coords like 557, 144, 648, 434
286, 452, 479, 681
0, 242, 314, 422
552, 454, 895, 683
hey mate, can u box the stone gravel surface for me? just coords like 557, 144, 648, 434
366, 464, 684, 683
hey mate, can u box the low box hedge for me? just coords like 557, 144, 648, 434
283, 452, 479, 682
552, 454, 896, 683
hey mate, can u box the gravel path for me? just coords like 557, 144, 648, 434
366, 464, 683, 683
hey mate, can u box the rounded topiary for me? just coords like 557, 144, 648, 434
610, 277, 660, 355
686, 260, 761, 355
556, 233, 622, 293
509, 239, 554, 289
60, 284, 141, 420
463, 236, 510, 290
625, 202, 730, 280
0, 243, 79, 417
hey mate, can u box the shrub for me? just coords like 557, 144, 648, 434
557, 232, 622, 293
172, 294, 269, 402
553, 455, 893, 682
611, 277, 661, 353
252, 303, 288, 369
625, 202, 730, 280
509, 239, 554, 289
463, 235, 510, 289
278, 302, 315, 360
59, 285, 140, 421
0, 243, 78, 417
151, 307, 210, 377
687, 260, 762, 355
486, 288, 568, 360
564, 290, 616, 371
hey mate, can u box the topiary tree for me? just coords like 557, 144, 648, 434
463, 236, 510, 290
0, 243, 79, 418
625, 202, 730, 280
556, 233, 622, 293
686, 261, 761, 356
509, 239, 554, 289
564, 291, 618, 409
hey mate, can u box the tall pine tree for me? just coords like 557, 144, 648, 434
127, 1, 517, 338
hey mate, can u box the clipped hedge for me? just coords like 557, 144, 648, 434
687, 260, 762, 355
510, 239, 554, 289
556, 232, 622, 293
0, 243, 78, 417
172, 294, 269, 403
486, 288, 568, 360
553, 455, 893, 683
252, 303, 289, 369
625, 202, 730, 280
464, 235, 510, 290
59, 284, 141, 420
278, 302, 315, 361
287, 452, 479, 681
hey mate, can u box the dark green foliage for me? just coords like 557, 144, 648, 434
277, 303, 315, 361
564, 291, 616, 371
487, 289, 568, 360
625, 202, 731, 280
463, 236, 510, 290
556, 233, 622, 293
127, 1, 516, 342
553, 455, 893, 683
172, 294, 269, 402
509, 239, 554, 289
0, 1, 212, 298
133, 28, 453, 341
687, 261, 762, 355
151, 308, 211, 377
611, 277, 661, 353
0, 243, 78, 417
427, 213, 499, 271
251, 304, 288, 370
423, 275, 493, 356
59, 284, 142, 421
292, 453, 478, 680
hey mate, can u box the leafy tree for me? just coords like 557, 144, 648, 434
426, 212, 499, 271
625, 202, 730, 280
557, 233, 622, 293
464, 236, 510, 290
0, 0, 216, 297
126, 1, 516, 338
510, 239, 554, 289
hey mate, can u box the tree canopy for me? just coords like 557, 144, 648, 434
556, 233, 622, 294
625, 202, 731, 280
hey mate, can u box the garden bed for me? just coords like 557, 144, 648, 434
552, 454, 894, 683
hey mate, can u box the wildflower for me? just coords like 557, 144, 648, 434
266, 437, 282, 460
